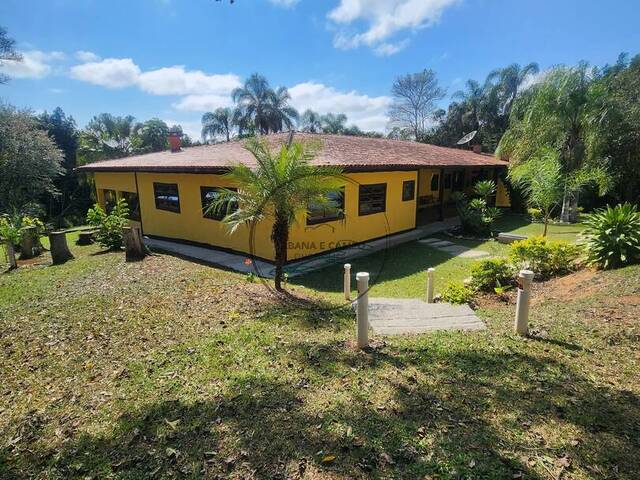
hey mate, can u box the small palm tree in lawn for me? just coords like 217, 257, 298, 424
211, 137, 344, 291
202, 107, 234, 142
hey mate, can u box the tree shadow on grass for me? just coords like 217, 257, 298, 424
4, 345, 638, 479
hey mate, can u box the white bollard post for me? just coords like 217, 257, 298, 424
514, 269, 534, 336
426, 267, 435, 303
344, 263, 351, 301
356, 272, 369, 349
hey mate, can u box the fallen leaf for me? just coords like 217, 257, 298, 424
321, 455, 336, 464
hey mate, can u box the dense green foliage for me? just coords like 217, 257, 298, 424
509, 236, 581, 279
0, 105, 64, 215
470, 258, 515, 292
452, 180, 501, 236
509, 148, 565, 235
582, 203, 640, 269
440, 281, 474, 304
86, 199, 130, 250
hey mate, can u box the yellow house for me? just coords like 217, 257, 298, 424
78, 133, 510, 262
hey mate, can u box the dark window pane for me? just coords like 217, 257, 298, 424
201, 186, 237, 221
153, 182, 180, 213
103, 189, 117, 213
402, 180, 415, 201
430, 174, 440, 192
120, 191, 140, 221
307, 188, 345, 225
358, 183, 386, 216
444, 174, 452, 189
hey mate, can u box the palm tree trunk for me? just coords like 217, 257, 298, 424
272, 215, 289, 291
543, 216, 549, 237
560, 188, 572, 223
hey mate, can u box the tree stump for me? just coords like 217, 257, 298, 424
49, 231, 74, 265
19, 226, 38, 259
5, 242, 17, 270
76, 230, 96, 245
123, 226, 148, 262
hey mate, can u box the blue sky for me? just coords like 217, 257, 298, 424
1, 0, 639, 139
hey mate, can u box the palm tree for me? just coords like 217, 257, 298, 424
489, 62, 540, 114
267, 87, 299, 133
232, 73, 275, 135
300, 109, 323, 133
321, 113, 348, 134
497, 63, 611, 222
78, 113, 137, 162
211, 138, 344, 291
202, 107, 234, 142
452, 80, 485, 132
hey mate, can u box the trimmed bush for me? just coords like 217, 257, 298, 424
470, 258, 515, 292
509, 236, 581, 279
440, 281, 474, 305
582, 203, 640, 269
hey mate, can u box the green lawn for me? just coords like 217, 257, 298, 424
1, 228, 639, 479
293, 214, 585, 300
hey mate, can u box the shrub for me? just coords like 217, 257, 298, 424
0, 215, 20, 245
527, 208, 544, 223
582, 203, 640, 269
509, 236, 581, 278
452, 180, 501, 236
470, 258, 515, 292
440, 281, 474, 305
86, 199, 130, 250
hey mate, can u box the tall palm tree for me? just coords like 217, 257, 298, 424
497, 63, 611, 222
211, 138, 344, 291
78, 113, 137, 162
300, 109, 323, 133
202, 107, 234, 142
452, 80, 485, 132
489, 62, 540, 114
267, 87, 299, 133
232, 73, 277, 135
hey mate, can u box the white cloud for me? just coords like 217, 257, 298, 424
328, 0, 460, 55
70, 58, 141, 88
75, 50, 101, 62
137, 67, 240, 96
173, 94, 234, 112
269, 0, 300, 7
288, 81, 391, 132
0, 50, 65, 79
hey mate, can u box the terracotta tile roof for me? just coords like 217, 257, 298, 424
76, 133, 508, 173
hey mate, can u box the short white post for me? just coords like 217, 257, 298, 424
343, 263, 351, 301
514, 269, 534, 336
426, 267, 435, 303
356, 272, 369, 349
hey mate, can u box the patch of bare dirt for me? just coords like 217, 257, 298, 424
531, 269, 599, 305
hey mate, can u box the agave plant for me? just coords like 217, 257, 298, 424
582, 203, 640, 269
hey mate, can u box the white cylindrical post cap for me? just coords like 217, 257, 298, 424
356, 272, 369, 281
344, 263, 351, 269
519, 269, 534, 280
428, 267, 435, 272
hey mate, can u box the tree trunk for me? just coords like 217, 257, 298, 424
543, 217, 549, 237
271, 216, 289, 292
19, 226, 37, 259
123, 226, 148, 262
49, 231, 74, 265
5, 242, 17, 270
560, 190, 572, 223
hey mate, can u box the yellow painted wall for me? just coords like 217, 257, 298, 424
496, 177, 511, 207
287, 170, 418, 260
94, 170, 418, 262
94, 172, 141, 227
417, 168, 440, 199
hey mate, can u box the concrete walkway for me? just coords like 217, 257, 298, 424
417, 237, 489, 259
144, 217, 460, 278
367, 297, 485, 334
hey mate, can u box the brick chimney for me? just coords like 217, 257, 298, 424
168, 132, 182, 152
472, 144, 482, 154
